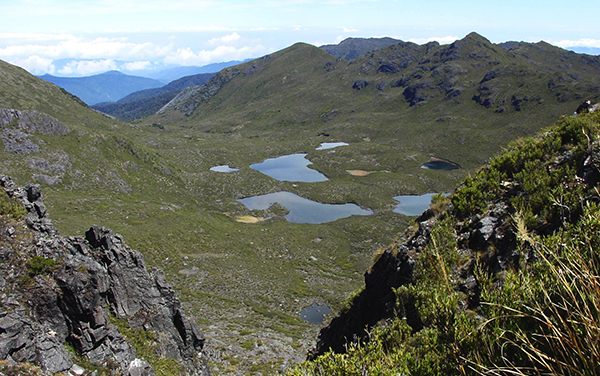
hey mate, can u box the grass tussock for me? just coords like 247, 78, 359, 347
472, 207, 600, 375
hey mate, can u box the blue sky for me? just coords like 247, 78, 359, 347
1, 0, 598, 76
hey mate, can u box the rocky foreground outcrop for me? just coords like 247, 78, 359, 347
0, 175, 210, 375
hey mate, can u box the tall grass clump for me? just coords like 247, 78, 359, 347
472, 205, 600, 375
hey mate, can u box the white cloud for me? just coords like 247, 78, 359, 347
122, 61, 153, 71
554, 38, 600, 48
207, 32, 242, 46
342, 27, 359, 32
164, 44, 266, 66
9, 55, 55, 75
58, 59, 118, 75
0, 34, 172, 61
407, 36, 461, 45
0, 29, 270, 75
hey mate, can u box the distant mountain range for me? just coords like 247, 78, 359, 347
91, 72, 216, 120
37, 60, 248, 106
140, 60, 251, 82
38, 71, 164, 105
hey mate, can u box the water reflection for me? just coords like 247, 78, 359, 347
393, 193, 440, 216
250, 153, 328, 182
420, 158, 461, 170
210, 165, 239, 173
299, 302, 332, 324
238, 191, 373, 224
316, 142, 349, 150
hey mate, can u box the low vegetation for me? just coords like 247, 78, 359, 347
0, 191, 26, 219
288, 112, 600, 375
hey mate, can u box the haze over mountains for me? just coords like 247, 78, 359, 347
38, 70, 164, 105
2, 32, 600, 375
37, 60, 246, 106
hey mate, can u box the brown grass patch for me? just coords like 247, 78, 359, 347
235, 215, 264, 223
346, 169, 372, 176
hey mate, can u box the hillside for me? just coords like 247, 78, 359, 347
289, 111, 600, 375
91, 72, 216, 121
0, 52, 412, 375
151, 33, 600, 174
39, 71, 164, 105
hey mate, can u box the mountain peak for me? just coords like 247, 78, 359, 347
464, 31, 490, 42
99, 70, 127, 76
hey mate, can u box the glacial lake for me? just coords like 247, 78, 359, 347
316, 142, 349, 150
393, 193, 441, 216
250, 153, 328, 182
210, 165, 239, 173
299, 302, 332, 324
237, 191, 373, 224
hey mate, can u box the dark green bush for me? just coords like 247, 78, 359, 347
0, 192, 26, 219
26, 256, 57, 277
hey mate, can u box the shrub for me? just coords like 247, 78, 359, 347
0, 192, 26, 219
26, 256, 57, 277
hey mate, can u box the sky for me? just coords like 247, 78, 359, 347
1, 0, 599, 77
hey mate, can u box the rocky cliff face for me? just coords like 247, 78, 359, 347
0, 176, 210, 375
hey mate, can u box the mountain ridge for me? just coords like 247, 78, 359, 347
38, 71, 164, 105
91, 72, 216, 121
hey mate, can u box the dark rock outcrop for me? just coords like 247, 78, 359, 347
307, 213, 437, 358
352, 80, 369, 90
0, 176, 210, 375
309, 186, 522, 358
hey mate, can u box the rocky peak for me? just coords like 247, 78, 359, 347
0, 175, 210, 375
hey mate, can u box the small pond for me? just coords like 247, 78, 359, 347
316, 142, 349, 150
250, 153, 328, 182
210, 165, 239, 173
420, 158, 461, 170
299, 302, 332, 324
237, 191, 373, 224
393, 193, 442, 216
